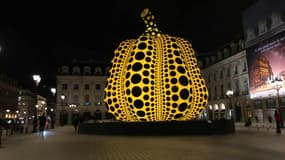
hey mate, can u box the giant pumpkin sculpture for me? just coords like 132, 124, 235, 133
104, 8, 208, 122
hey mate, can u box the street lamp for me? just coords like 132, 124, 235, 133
268, 74, 284, 128
32, 74, 41, 132
50, 88, 56, 128
226, 89, 234, 119
60, 94, 66, 126
60, 94, 65, 107
50, 88, 56, 96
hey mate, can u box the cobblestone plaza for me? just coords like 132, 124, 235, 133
1, 126, 284, 160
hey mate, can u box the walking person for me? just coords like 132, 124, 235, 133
274, 110, 281, 134
72, 116, 79, 132
39, 113, 46, 135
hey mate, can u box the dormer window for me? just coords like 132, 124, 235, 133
72, 66, 81, 75
62, 66, 69, 74
84, 66, 91, 75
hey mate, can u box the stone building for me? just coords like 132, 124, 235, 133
56, 60, 111, 125
0, 72, 19, 120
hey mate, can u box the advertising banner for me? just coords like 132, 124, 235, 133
247, 31, 285, 99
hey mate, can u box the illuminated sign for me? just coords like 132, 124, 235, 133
247, 31, 285, 99
104, 8, 208, 122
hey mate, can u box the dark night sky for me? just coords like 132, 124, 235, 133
0, 0, 256, 95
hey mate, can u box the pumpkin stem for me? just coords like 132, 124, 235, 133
140, 8, 161, 36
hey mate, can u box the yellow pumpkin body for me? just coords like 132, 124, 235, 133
104, 9, 208, 122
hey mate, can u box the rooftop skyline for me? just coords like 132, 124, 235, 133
0, 0, 256, 93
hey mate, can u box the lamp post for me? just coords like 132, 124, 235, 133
268, 74, 284, 128
60, 94, 65, 107
32, 74, 41, 133
69, 104, 77, 124
226, 89, 234, 120
50, 88, 56, 128
60, 94, 65, 126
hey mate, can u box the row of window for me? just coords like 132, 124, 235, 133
207, 62, 247, 82
61, 84, 101, 90
208, 79, 249, 101
253, 97, 285, 109
60, 95, 103, 107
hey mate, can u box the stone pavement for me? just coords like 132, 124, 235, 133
1, 125, 285, 160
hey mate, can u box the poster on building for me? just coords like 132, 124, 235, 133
247, 31, 285, 99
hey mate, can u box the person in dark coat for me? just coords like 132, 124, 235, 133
72, 116, 79, 132
39, 113, 46, 135
274, 110, 281, 134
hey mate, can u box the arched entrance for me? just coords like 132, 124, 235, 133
220, 103, 226, 119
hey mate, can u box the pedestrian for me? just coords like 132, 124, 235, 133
73, 116, 79, 132
274, 110, 281, 134
39, 113, 46, 135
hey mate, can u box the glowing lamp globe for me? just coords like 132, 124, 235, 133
104, 8, 208, 122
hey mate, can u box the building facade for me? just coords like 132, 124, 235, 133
242, 0, 285, 125
0, 72, 19, 120
56, 61, 110, 125
17, 90, 47, 124
198, 0, 285, 127
199, 38, 250, 123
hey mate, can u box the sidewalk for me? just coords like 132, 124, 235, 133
1, 125, 285, 160
235, 122, 284, 133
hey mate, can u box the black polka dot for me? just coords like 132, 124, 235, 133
143, 78, 149, 84
144, 64, 150, 69
179, 76, 188, 86
126, 89, 130, 95
135, 52, 145, 60
171, 86, 178, 92
148, 46, 153, 50
174, 50, 180, 56
172, 44, 178, 49
172, 95, 179, 101
131, 74, 141, 84
143, 95, 149, 100
172, 103, 178, 108
177, 66, 186, 73
137, 111, 145, 117
175, 58, 182, 64
138, 42, 147, 50
143, 71, 149, 76
171, 78, 177, 84
174, 114, 183, 119
107, 99, 112, 105
125, 81, 130, 87
170, 71, 176, 76
169, 65, 175, 70
128, 97, 132, 103
134, 100, 144, 109
180, 89, 189, 99
143, 87, 149, 92
132, 62, 142, 71
126, 72, 131, 78
178, 103, 187, 112
140, 36, 147, 41
110, 106, 115, 112
132, 86, 142, 97
146, 57, 151, 62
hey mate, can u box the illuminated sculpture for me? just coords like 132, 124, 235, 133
104, 8, 208, 122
